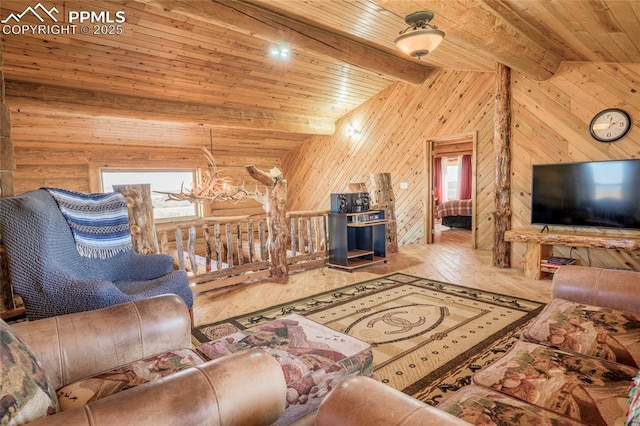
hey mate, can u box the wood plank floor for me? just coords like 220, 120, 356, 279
193, 228, 552, 327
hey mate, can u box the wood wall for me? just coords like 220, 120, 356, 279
281, 70, 496, 249
0, 47, 14, 197
5, 62, 640, 273
7, 110, 274, 216
282, 63, 640, 271
510, 62, 640, 271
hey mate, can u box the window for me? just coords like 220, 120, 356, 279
441, 157, 461, 202
101, 169, 199, 220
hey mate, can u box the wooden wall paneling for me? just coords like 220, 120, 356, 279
557, 64, 640, 150
13, 164, 88, 193
10, 62, 636, 273
508, 63, 640, 271
512, 84, 599, 161
9, 102, 278, 219
334, 111, 399, 188
576, 62, 638, 104
395, 75, 477, 244
286, 121, 364, 203
513, 111, 565, 164
346, 95, 419, 244
472, 113, 496, 251
437, 75, 489, 134
282, 70, 495, 249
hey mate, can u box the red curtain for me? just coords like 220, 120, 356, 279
460, 155, 472, 199
433, 157, 442, 204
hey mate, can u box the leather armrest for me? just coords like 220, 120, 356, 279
552, 265, 640, 312
12, 294, 191, 389
27, 349, 286, 426
316, 376, 471, 426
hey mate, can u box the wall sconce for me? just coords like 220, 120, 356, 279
394, 11, 445, 59
346, 126, 359, 136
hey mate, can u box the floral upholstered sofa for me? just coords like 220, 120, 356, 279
315, 266, 640, 426
198, 313, 374, 425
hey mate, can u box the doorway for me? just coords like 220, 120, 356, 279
424, 132, 477, 248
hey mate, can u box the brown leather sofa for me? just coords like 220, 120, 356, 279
316, 375, 470, 425
4, 294, 287, 426
549, 263, 640, 312
315, 266, 640, 425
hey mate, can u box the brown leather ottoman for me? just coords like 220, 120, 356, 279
197, 314, 373, 425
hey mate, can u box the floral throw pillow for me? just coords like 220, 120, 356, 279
0, 319, 60, 425
522, 298, 640, 368
627, 371, 640, 426
473, 341, 637, 425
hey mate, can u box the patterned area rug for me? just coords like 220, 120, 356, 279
192, 273, 545, 406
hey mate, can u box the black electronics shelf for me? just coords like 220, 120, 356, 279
328, 210, 387, 271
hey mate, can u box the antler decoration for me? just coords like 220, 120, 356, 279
156, 147, 263, 204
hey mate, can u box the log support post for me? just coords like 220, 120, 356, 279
247, 165, 289, 283
0, 47, 18, 318
493, 63, 512, 268
113, 184, 160, 254
348, 182, 368, 194
0, 47, 14, 197
372, 173, 398, 253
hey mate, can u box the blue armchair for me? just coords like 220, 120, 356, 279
0, 189, 193, 321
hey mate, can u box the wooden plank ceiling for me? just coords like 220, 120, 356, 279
2, 0, 639, 157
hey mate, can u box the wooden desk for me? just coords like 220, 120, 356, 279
504, 229, 640, 279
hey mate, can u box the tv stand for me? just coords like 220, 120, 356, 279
504, 229, 640, 279
328, 210, 387, 271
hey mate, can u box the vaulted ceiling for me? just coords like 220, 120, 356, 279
2, 0, 639, 157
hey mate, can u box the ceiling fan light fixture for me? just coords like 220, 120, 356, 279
394, 11, 445, 59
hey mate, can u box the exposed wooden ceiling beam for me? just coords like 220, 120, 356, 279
6, 81, 335, 135
136, 0, 431, 85
378, 0, 562, 81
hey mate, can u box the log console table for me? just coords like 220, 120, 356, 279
504, 229, 640, 279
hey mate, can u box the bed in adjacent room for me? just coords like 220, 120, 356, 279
435, 199, 472, 230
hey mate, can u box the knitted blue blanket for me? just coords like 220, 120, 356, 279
45, 188, 132, 259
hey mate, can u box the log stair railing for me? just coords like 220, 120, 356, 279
1, 209, 330, 318
155, 209, 329, 294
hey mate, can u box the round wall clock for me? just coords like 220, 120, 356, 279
589, 108, 632, 142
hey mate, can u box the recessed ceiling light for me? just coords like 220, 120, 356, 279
269, 45, 290, 58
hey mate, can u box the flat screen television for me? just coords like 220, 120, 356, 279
531, 159, 640, 230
